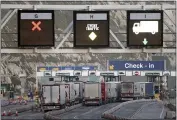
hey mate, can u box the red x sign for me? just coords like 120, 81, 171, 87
32, 21, 41, 31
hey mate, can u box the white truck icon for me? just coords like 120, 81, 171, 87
132, 21, 158, 35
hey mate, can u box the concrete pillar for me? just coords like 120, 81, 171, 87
19, 73, 26, 96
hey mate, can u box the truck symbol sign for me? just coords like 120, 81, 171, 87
132, 21, 158, 35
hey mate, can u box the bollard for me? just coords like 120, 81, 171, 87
15, 111, 18, 116
2, 111, 6, 116
24, 100, 27, 105
8, 110, 12, 116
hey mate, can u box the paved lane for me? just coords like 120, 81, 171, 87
56, 102, 121, 119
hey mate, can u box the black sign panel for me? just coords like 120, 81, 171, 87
127, 10, 163, 47
18, 10, 54, 47
73, 11, 109, 48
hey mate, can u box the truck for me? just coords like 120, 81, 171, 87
106, 82, 121, 102
73, 82, 84, 103
64, 83, 75, 106
121, 82, 134, 100
40, 84, 66, 112
83, 82, 107, 105
134, 82, 154, 99
132, 21, 158, 35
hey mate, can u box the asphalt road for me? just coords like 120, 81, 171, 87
1, 102, 34, 112
132, 102, 167, 119
112, 101, 146, 118
2, 110, 44, 120
55, 102, 121, 119
112, 101, 167, 119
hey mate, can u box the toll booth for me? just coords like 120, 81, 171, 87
145, 72, 162, 99
100, 73, 120, 82
55, 72, 80, 82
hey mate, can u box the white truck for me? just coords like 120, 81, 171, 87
121, 82, 134, 101
106, 82, 121, 102
83, 82, 106, 105
73, 82, 84, 103
64, 83, 75, 105
132, 21, 158, 35
41, 84, 66, 112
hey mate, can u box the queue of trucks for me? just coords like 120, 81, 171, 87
39, 76, 155, 112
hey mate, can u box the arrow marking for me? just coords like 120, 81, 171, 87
143, 38, 148, 45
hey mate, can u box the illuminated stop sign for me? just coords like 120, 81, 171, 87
134, 71, 140, 76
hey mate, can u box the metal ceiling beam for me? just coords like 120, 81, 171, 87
110, 30, 125, 49
89, 48, 176, 53
1, 4, 175, 10
1, 48, 175, 53
164, 21, 175, 33
56, 28, 73, 49
56, 21, 73, 49
1, 9, 17, 29
1, 10, 13, 23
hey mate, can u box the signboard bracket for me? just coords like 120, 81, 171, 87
33, 5, 37, 10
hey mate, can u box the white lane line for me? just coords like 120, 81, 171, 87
160, 105, 165, 119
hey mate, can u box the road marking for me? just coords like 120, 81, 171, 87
160, 105, 165, 119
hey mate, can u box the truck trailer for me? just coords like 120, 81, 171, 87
121, 82, 134, 100
134, 82, 154, 99
83, 82, 107, 105
40, 84, 66, 112
73, 82, 84, 103
106, 82, 121, 102
64, 82, 75, 106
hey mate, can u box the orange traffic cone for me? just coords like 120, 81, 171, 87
8, 110, 11, 116
2, 111, 6, 116
15, 111, 18, 116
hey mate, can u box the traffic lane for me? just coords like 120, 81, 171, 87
2, 110, 44, 120
77, 102, 121, 119
132, 102, 167, 119
56, 102, 121, 119
112, 101, 146, 118
56, 106, 96, 119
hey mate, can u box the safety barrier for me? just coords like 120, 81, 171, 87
1, 100, 10, 107
1, 103, 36, 116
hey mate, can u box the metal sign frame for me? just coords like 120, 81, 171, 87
127, 10, 163, 47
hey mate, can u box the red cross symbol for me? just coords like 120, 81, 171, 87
32, 21, 41, 31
